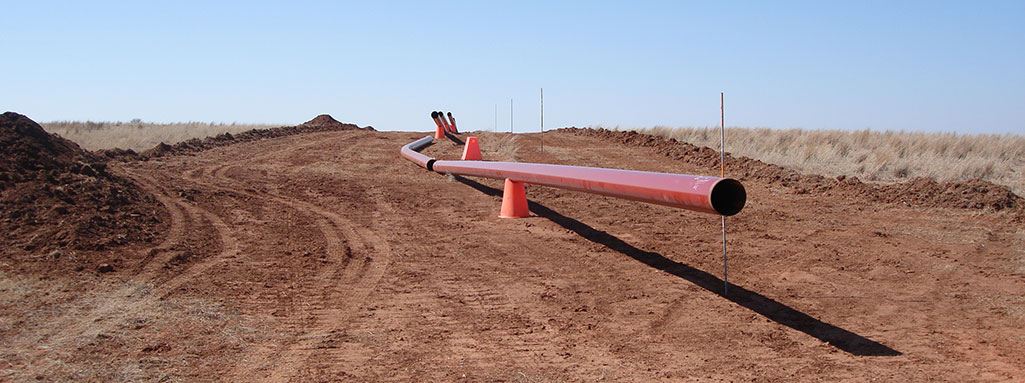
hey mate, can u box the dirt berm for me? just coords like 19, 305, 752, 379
99, 114, 372, 161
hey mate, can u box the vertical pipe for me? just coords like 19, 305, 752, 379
440, 111, 452, 133
447, 112, 458, 133
432, 111, 446, 139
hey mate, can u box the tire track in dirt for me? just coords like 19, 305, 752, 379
128, 173, 188, 275
262, 196, 395, 381
177, 161, 357, 380
256, 142, 397, 379
178, 145, 396, 380
124, 170, 242, 297
22, 169, 244, 351
259, 186, 395, 379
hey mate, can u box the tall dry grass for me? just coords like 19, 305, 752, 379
472, 131, 524, 162
613, 126, 1025, 197
42, 120, 282, 152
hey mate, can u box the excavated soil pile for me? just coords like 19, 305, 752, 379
1, 112, 164, 257
102, 114, 370, 160
562, 128, 1024, 213
301, 113, 374, 131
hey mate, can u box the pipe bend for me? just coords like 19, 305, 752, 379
400, 135, 436, 169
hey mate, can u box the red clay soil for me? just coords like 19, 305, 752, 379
0, 112, 164, 263
2, 124, 1024, 381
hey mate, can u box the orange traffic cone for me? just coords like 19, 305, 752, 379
432, 111, 445, 139
499, 179, 529, 218
461, 136, 482, 160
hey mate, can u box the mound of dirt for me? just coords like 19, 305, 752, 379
1, 112, 164, 258
561, 127, 1024, 213
101, 114, 371, 161
302, 114, 372, 130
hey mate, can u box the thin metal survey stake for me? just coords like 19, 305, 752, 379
721, 92, 728, 296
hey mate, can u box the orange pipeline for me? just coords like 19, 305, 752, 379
438, 111, 453, 133
430, 111, 446, 138
446, 112, 459, 133
400, 136, 746, 216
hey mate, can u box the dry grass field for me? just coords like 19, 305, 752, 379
42, 120, 282, 152
619, 126, 1025, 197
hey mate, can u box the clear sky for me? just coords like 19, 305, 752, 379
2, 1, 1023, 134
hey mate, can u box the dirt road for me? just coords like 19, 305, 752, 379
3, 128, 1023, 381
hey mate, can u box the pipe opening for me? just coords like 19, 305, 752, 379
710, 178, 746, 216
426, 159, 436, 171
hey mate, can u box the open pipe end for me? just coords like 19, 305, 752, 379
711, 178, 746, 216
431, 111, 438, 118
447, 112, 453, 117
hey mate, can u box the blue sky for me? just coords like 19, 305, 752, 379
2, 1, 1023, 134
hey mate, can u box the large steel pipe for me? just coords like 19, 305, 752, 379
432, 160, 745, 216
437, 110, 453, 132
446, 112, 459, 133
399, 136, 746, 216
400, 135, 436, 169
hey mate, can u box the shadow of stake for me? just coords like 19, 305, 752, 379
454, 176, 900, 357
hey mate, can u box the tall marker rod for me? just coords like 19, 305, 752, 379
720, 92, 728, 296
720, 92, 725, 178
510, 99, 514, 133
540, 87, 544, 153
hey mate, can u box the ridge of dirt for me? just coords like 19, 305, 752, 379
560, 127, 1024, 215
100, 114, 370, 161
0, 112, 164, 259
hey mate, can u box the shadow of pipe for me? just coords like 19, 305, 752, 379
445, 132, 465, 146
453, 175, 901, 357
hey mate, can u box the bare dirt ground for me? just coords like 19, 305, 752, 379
3, 118, 1025, 381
